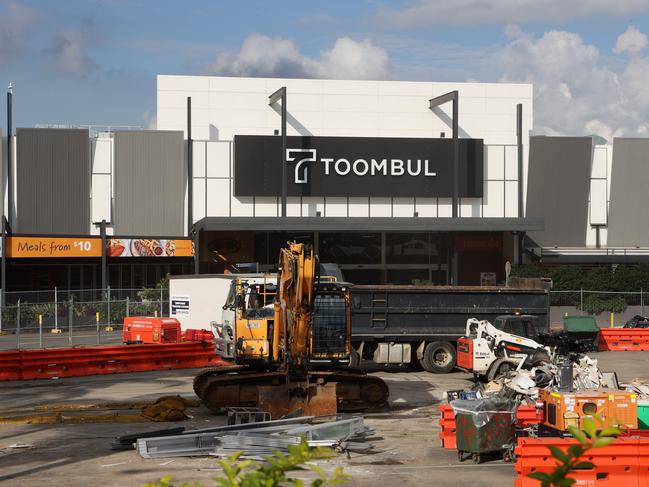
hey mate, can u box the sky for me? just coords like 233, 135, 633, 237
3, 0, 649, 141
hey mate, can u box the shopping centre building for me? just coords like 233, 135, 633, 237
1, 75, 645, 294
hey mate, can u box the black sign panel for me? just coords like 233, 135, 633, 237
234, 135, 483, 198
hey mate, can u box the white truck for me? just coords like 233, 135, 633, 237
168, 273, 276, 359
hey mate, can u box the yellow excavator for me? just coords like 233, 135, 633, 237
193, 242, 389, 417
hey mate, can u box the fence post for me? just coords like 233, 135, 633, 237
580, 288, 584, 315
642, 288, 644, 317
160, 287, 164, 317
68, 298, 73, 346
16, 300, 20, 349
54, 286, 59, 333
39, 314, 43, 348
126, 296, 130, 317
96, 311, 100, 345
107, 285, 111, 330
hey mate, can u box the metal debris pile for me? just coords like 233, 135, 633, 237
131, 415, 374, 460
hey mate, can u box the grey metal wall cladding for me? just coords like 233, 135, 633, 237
608, 138, 649, 246
16, 128, 90, 234
114, 131, 185, 235
526, 136, 592, 247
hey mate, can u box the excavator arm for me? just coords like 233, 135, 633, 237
272, 242, 317, 368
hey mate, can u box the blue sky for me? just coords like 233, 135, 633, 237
3, 0, 649, 139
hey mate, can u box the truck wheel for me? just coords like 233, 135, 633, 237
422, 341, 456, 374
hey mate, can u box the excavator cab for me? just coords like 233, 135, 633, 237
233, 279, 276, 363
310, 281, 351, 366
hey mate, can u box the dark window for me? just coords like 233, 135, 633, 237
319, 233, 381, 265
386, 269, 430, 285
386, 233, 432, 264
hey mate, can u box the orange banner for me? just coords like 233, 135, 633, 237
8, 237, 103, 258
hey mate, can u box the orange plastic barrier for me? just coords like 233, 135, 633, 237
514, 436, 649, 486
599, 328, 649, 351
0, 341, 222, 381
438, 404, 539, 449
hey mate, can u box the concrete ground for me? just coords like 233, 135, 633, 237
0, 351, 647, 487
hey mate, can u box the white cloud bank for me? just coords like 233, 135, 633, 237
499, 26, 649, 140
205, 34, 391, 80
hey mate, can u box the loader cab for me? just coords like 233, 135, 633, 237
493, 314, 540, 340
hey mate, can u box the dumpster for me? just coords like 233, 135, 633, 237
563, 316, 599, 351
639, 401, 649, 430
452, 397, 516, 463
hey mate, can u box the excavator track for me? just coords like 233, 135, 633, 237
192, 366, 389, 415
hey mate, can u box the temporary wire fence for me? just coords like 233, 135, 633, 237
0, 287, 169, 350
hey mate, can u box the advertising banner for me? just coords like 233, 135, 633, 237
7, 236, 102, 258
234, 135, 484, 198
107, 238, 194, 257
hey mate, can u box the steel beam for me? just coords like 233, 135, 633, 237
429, 91, 459, 218
269, 87, 287, 217
187, 96, 193, 235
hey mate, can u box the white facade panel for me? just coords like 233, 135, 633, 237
348, 198, 369, 217
438, 198, 453, 217
302, 197, 325, 217
482, 180, 505, 218
592, 146, 608, 179
393, 198, 415, 217
590, 179, 608, 225
325, 197, 347, 217
504, 145, 519, 180
505, 181, 518, 217
206, 142, 230, 178
369, 197, 391, 217
91, 137, 112, 174
286, 197, 302, 217
416, 198, 437, 217
192, 141, 206, 178
485, 145, 505, 181
158, 75, 210, 92
206, 179, 230, 216
91, 174, 111, 223
460, 198, 482, 217
192, 178, 206, 222
255, 197, 278, 217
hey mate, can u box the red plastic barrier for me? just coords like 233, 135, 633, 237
514, 436, 649, 486
599, 328, 649, 351
438, 404, 539, 450
0, 350, 21, 381
0, 342, 222, 381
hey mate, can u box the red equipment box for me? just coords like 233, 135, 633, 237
123, 317, 182, 344
183, 329, 215, 342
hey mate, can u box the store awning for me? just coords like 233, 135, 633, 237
195, 217, 544, 233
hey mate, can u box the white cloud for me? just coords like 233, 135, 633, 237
614, 26, 648, 55
498, 27, 649, 140
0, 0, 37, 64
44, 18, 99, 75
376, 0, 649, 27
143, 110, 156, 130
205, 34, 391, 80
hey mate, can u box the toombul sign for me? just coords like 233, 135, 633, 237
234, 135, 483, 198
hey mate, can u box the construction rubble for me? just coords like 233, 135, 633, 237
114, 414, 374, 460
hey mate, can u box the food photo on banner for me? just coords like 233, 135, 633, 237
107, 238, 194, 257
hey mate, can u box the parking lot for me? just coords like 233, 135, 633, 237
0, 351, 645, 487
